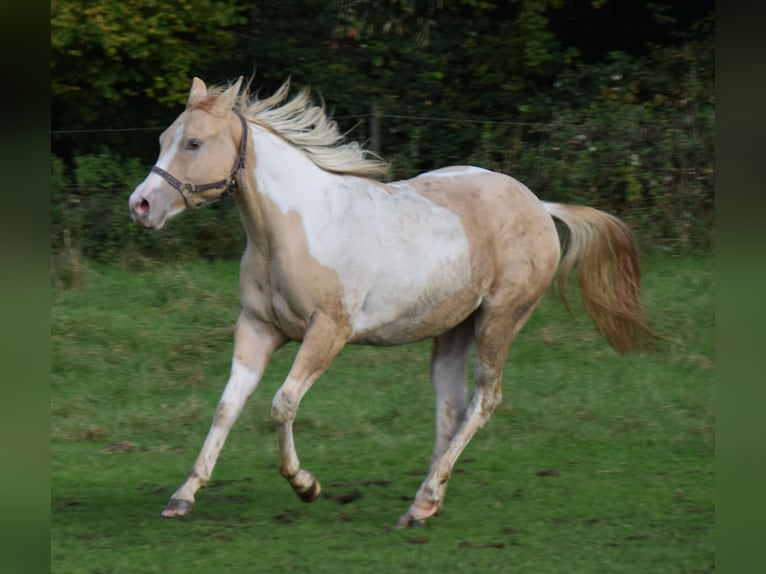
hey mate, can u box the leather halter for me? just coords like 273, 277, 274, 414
150, 110, 249, 210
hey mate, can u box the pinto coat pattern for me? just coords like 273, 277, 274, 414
128, 77, 651, 527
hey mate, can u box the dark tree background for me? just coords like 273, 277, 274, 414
51, 0, 714, 273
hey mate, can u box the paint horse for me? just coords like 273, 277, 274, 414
129, 77, 650, 527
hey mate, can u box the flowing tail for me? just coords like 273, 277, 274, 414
543, 202, 653, 354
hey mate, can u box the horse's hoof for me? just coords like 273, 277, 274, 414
396, 499, 438, 528
161, 497, 195, 518
288, 468, 322, 503
297, 478, 322, 503
396, 513, 425, 529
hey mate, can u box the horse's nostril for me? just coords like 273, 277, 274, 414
134, 198, 150, 215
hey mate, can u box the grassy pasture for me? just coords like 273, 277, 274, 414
51, 254, 713, 573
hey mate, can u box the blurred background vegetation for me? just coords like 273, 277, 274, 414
51, 0, 714, 282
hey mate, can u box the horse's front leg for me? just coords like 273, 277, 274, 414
161, 312, 286, 517
271, 314, 348, 502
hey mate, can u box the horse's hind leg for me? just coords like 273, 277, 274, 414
398, 299, 541, 528
431, 319, 473, 463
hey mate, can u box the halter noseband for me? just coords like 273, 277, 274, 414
150, 110, 249, 210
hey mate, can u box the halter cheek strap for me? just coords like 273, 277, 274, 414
150, 110, 249, 210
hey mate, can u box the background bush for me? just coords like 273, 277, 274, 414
51, 1, 714, 278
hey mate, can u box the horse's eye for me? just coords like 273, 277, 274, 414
186, 138, 202, 151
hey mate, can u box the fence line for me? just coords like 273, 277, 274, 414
52, 127, 165, 135
51, 111, 553, 136
380, 113, 552, 127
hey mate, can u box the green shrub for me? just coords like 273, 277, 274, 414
50, 149, 246, 279
51, 39, 713, 269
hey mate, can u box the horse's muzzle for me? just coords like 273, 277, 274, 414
129, 189, 168, 229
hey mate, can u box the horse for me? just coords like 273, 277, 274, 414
128, 76, 651, 527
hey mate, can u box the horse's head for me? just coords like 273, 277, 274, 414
129, 77, 246, 229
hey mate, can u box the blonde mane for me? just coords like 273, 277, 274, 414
219, 78, 389, 179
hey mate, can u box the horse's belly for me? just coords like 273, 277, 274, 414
348, 281, 482, 345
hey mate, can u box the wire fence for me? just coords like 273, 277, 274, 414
51, 112, 554, 136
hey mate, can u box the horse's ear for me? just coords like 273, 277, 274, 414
188, 77, 207, 105
212, 76, 243, 116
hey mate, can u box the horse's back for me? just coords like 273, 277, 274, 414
408, 165, 548, 219
405, 165, 560, 264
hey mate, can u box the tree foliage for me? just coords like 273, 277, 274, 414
51, 0, 244, 132
51, 0, 715, 273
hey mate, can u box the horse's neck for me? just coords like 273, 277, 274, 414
236, 126, 339, 248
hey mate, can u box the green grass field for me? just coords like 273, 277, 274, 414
51, 253, 714, 573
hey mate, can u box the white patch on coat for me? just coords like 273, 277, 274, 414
129, 123, 188, 226
250, 127, 473, 338
156, 124, 186, 170
219, 359, 262, 409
